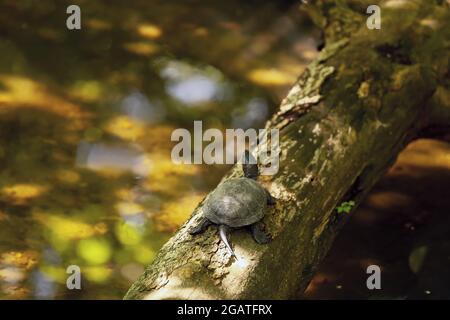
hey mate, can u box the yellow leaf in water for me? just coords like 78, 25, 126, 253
0, 251, 38, 269
2, 184, 47, 204
123, 42, 159, 56
137, 24, 162, 39
104, 116, 145, 141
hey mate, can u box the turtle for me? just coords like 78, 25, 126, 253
188, 150, 275, 258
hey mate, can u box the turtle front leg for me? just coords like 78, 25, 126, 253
249, 222, 272, 244
189, 217, 212, 235
265, 189, 276, 206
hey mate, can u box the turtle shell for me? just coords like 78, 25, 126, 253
203, 177, 267, 227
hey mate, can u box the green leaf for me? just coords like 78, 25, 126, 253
336, 200, 355, 214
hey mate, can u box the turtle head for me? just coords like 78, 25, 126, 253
242, 150, 258, 179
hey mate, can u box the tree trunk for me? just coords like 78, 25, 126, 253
124, 0, 450, 299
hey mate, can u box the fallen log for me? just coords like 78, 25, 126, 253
124, 0, 450, 299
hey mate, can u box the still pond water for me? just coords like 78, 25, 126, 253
0, 0, 317, 299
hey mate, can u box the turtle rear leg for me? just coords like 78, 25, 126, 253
219, 225, 236, 258
250, 222, 272, 244
189, 217, 212, 235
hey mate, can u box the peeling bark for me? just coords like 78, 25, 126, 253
124, 0, 450, 300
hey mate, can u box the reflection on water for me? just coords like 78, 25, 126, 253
76, 142, 151, 176
0, 0, 316, 299
33, 270, 56, 299
120, 91, 165, 123
162, 60, 227, 105
232, 97, 268, 129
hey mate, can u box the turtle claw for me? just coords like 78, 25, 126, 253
250, 223, 272, 244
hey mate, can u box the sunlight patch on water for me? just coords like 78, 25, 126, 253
246, 68, 295, 86
77, 238, 112, 265
68, 81, 104, 102
32, 210, 105, 241
115, 221, 144, 246
83, 265, 113, 283
104, 116, 146, 141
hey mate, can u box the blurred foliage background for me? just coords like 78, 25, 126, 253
0, 0, 317, 299
0, 0, 448, 300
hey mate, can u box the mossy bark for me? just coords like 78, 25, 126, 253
124, 0, 450, 299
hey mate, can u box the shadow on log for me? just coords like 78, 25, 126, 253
125, 0, 450, 299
